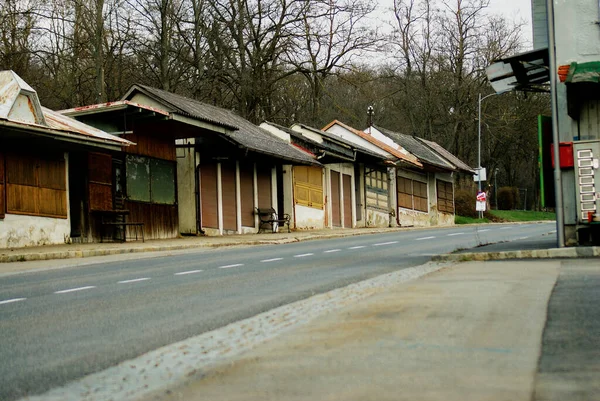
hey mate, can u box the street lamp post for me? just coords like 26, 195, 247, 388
478, 92, 505, 218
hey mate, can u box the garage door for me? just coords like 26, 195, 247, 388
200, 163, 218, 229
221, 162, 237, 231
239, 162, 254, 227
331, 171, 341, 227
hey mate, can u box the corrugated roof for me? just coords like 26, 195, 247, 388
417, 137, 475, 174
373, 126, 455, 171
322, 120, 422, 168
124, 85, 238, 130
124, 85, 319, 165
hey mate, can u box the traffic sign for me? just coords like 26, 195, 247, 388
476, 191, 487, 202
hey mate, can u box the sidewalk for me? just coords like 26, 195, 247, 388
147, 260, 575, 401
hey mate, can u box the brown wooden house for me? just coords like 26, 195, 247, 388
0, 70, 132, 248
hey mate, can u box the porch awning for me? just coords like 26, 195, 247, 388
486, 48, 550, 93
566, 61, 600, 84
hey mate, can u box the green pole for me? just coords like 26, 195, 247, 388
538, 114, 545, 209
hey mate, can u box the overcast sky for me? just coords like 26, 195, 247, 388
487, 0, 533, 48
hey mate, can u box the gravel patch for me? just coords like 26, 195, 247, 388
20, 261, 449, 401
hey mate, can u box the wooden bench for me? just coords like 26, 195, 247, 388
255, 207, 290, 233
93, 210, 145, 242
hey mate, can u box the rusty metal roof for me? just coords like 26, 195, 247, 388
59, 100, 170, 118
0, 70, 46, 125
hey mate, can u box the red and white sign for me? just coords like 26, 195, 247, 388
476, 191, 487, 202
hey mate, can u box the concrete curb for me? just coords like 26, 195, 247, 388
433, 246, 600, 262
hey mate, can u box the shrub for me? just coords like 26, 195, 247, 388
455, 189, 477, 218
497, 186, 520, 210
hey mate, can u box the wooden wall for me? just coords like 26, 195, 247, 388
88, 152, 113, 211
239, 162, 254, 227
124, 131, 176, 161
125, 201, 178, 239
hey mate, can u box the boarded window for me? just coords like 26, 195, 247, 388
365, 169, 388, 210
126, 155, 175, 204
397, 176, 428, 213
437, 180, 454, 213
5, 152, 67, 218
294, 166, 323, 209
0, 152, 5, 219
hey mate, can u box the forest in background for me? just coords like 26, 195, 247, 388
0, 0, 550, 208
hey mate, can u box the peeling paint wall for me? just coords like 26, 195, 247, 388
365, 209, 389, 227
0, 214, 70, 248
294, 204, 325, 230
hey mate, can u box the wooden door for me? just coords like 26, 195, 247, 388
257, 165, 272, 208
331, 171, 341, 227
239, 163, 255, 227
200, 163, 218, 228
343, 174, 352, 228
221, 162, 237, 231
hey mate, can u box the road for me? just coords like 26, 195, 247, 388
0, 223, 555, 400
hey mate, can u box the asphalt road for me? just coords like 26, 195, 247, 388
0, 223, 555, 400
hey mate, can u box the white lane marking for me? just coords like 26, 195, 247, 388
518, 236, 531, 240
174, 270, 203, 276
415, 236, 435, 241
500, 227, 512, 230
118, 278, 150, 284
55, 286, 96, 294
261, 258, 283, 263
218, 264, 244, 269
293, 253, 314, 258
0, 298, 26, 305
447, 232, 465, 236
348, 246, 366, 249
478, 229, 491, 232
324, 249, 341, 253
549, 230, 557, 233
373, 241, 398, 246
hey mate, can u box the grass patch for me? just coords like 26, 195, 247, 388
455, 210, 556, 224
488, 210, 556, 222
455, 215, 490, 224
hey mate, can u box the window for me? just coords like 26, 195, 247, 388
5, 152, 67, 218
437, 180, 454, 213
397, 176, 428, 212
126, 155, 176, 204
365, 169, 388, 210
294, 166, 323, 209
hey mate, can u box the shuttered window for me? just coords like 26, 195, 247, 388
294, 166, 323, 209
6, 152, 67, 218
437, 180, 454, 213
397, 176, 428, 213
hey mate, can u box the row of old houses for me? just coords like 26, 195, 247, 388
0, 70, 474, 249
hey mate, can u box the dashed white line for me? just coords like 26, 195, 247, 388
478, 229, 491, 232
118, 278, 150, 284
447, 232, 465, 236
293, 253, 314, 258
0, 298, 26, 305
415, 236, 435, 241
549, 230, 557, 234
500, 227, 512, 230
324, 249, 341, 253
261, 258, 283, 263
348, 246, 366, 249
218, 264, 244, 269
55, 286, 96, 294
174, 270, 203, 276
373, 241, 398, 246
